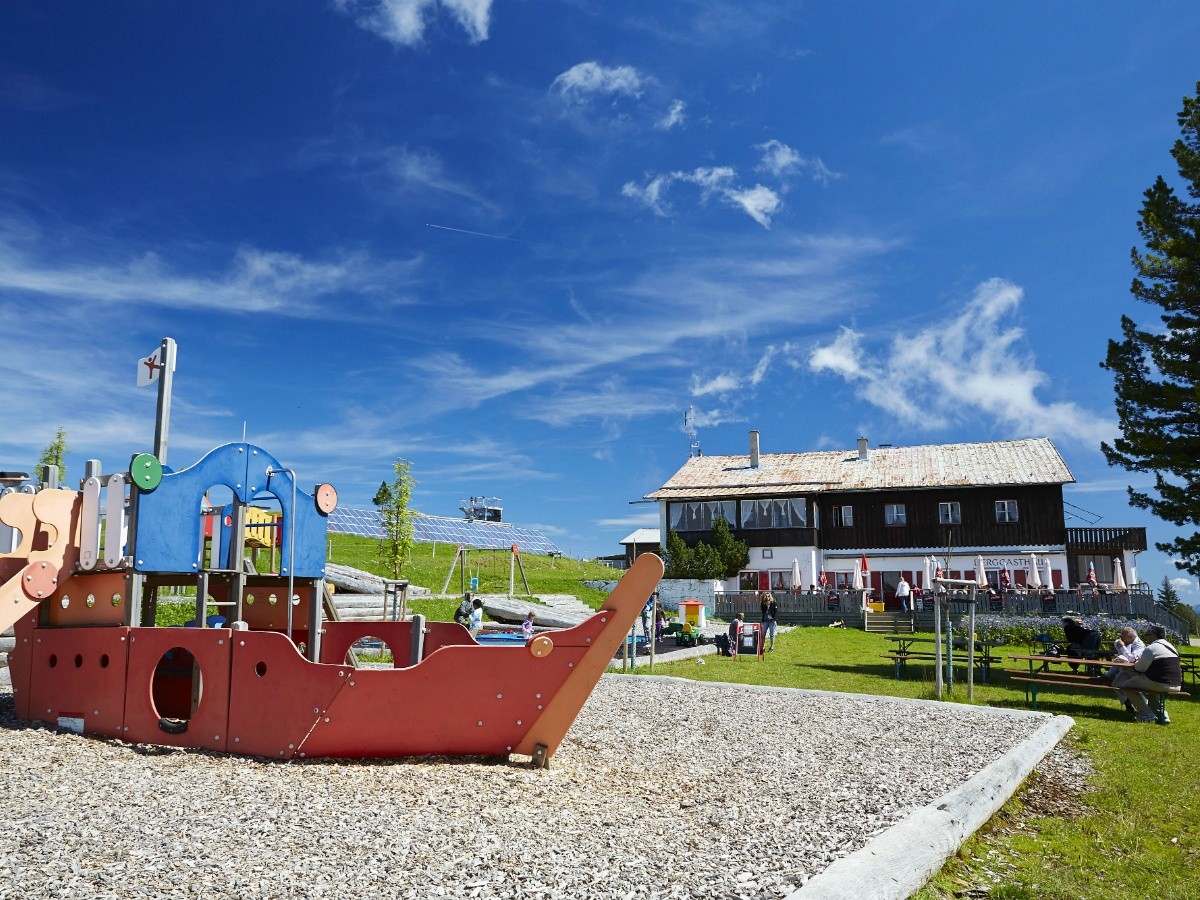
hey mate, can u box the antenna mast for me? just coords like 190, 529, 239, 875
684, 406, 701, 457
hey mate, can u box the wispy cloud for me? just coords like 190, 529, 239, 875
756, 139, 840, 184
596, 512, 661, 528
333, 0, 492, 47
691, 344, 790, 396
551, 62, 647, 102
807, 278, 1112, 445
622, 166, 781, 228
656, 99, 686, 130
0, 237, 413, 315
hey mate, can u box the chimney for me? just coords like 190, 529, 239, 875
749, 430, 760, 468
857, 436, 869, 461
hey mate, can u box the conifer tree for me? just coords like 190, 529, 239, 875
1102, 81, 1200, 576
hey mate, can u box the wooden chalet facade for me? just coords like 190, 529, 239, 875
645, 433, 1147, 611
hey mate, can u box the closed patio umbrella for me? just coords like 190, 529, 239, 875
1043, 556, 1056, 590
1028, 554, 1042, 590
790, 558, 802, 592
1112, 557, 1128, 592
852, 558, 863, 591
975, 554, 988, 588
1087, 560, 1097, 586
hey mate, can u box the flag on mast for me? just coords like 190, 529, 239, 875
137, 346, 166, 387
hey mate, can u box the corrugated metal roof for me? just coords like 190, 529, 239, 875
644, 438, 1074, 500
620, 528, 661, 545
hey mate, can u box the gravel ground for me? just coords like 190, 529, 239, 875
0, 676, 1052, 899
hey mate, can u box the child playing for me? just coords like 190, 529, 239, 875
521, 610, 536, 641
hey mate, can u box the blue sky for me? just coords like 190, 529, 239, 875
1, 2, 1198, 598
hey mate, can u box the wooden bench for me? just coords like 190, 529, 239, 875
1006, 672, 1190, 723
882, 650, 1001, 682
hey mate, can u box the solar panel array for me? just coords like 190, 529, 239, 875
329, 505, 562, 555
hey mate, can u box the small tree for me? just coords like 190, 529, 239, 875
709, 516, 750, 577
376, 459, 416, 579
36, 426, 69, 485
1157, 575, 1183, 613
663, 530, 694, 579
663, 518, 748, 581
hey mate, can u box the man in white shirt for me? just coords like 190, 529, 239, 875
1114, 625, 1183, 723
1103, 627, 1144, 692
895, 576, 911, 613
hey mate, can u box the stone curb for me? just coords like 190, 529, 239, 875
615, 674, 1072, 899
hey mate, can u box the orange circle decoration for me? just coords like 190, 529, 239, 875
529, 635, 554, 658
22, 561, 59, 600
315, 483, 338, 514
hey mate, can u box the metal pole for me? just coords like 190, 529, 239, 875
967, 586, 977, 701
933, 592, 943, 698
153, 337, 177, 467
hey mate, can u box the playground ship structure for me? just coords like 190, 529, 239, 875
1, 440, 661, 766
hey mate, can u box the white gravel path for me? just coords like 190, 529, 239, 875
0, 675, 1054, 899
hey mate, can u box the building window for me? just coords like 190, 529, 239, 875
995, 500, 1019, 523
884, 503, 906, 526
739, 571, 758, 591
938, 502, 961, 525
761, 548, 773, 560
832, 505, 854, 527
668, 500, 736, 531
740, 497, 807, 529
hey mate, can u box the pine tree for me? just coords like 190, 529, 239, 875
1157, 575, 1183, 613
1102, 81, 1200, 576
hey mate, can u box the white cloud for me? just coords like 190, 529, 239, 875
725, 184, 782, 228
756, 139, 840, 184
691, 373, 740, 396
596, 512, 661, 528
620, 175, 675, 216
807, 278, 1113, 445
551, 62, 646, 102
622, 167, 778, 228
333, 0, 491, 46
691, 344, 790, 397
656, 99, 686, 130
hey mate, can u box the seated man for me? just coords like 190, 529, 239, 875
1114, 625, 1183, 723
1102, 627, 1145, 701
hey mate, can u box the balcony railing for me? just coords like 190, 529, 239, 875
1064, 527, 1147, 551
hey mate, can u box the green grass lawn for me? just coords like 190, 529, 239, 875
327, 533, 619, 609
648, 626, 1198, 899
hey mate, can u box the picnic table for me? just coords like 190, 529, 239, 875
1006, 654, 1191, 724
882, 635, 1003, 682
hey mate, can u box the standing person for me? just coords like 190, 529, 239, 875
1115, 625, 1183, 723
640, 598, 653, 645
521, 610, 536, 641
760, 591, 778, 652
655, 601, 666, 644
896, 575, 911, 613
468, 598, 484, 637
727, 611, 745, 658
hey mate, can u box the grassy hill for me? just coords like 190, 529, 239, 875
327, 533, 626, 621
